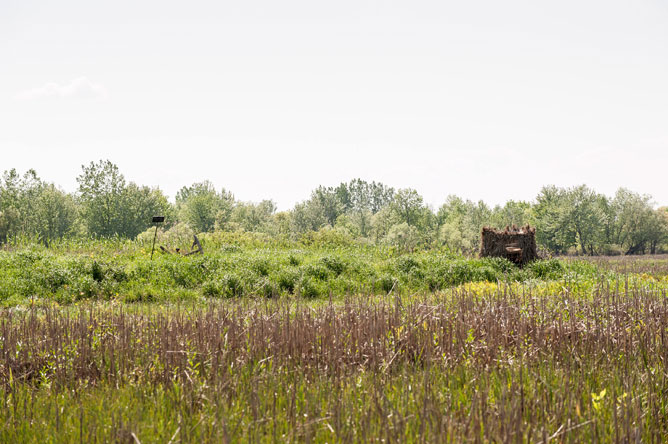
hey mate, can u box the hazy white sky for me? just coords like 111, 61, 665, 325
1, 0, 667, 209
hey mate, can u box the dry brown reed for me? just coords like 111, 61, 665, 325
480, 225, 538, 266
1, 282, 667, 442
577, 254, 668, 278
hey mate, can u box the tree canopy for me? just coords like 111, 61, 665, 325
1, 161, 666, 255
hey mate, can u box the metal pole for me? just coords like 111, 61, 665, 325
150, 224, 159, 260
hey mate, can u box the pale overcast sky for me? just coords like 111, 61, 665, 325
1, 0, 667, 209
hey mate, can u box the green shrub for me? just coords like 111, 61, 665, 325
0, 240, 626, 304
124, 284, 157, 303
202, 280, 220, 297
91, 261, 104, 282
275, 270, 298, 294
254, 278, 276, 298
478, 266, 499, 282
394, 256, 420, 274
72, 275, 99, 300
319, 255, 346, 276
377, 274, 398, 294
425, 273, 443, 292
480, 257, 516, 274
219, 273, 244, 298
443, 261, 474, 286
298, 276, 321, 298
250, 258, 271, 276
527, 259, 565, 280
302, 263, 330, 281
44, 265, 71, 290
287, 252, 303, 266
203, 273, 246, 298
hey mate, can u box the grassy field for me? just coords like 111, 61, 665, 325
0, 233, 591, 306
1, 237, 667, 442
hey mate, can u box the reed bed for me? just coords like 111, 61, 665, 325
1, 281, 666, 443
578, 254, 668, 278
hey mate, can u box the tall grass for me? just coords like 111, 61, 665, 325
1, 280, 666, 442
578, 254, 668, 278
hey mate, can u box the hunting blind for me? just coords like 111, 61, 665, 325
480, 225, 538, 266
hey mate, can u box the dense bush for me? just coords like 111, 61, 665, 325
0, 238, 643, 305
525, 258, 565, 280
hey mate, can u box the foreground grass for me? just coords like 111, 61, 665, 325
1, 281, 666, 442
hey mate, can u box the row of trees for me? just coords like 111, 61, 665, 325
1, 160, 667, 255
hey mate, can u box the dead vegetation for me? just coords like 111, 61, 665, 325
480, 225, 538, 266
0, 281, 667, 442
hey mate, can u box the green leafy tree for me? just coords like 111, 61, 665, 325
389, 189, 432, 228
490, 200, 534, 229
77, 160, 170, 238
436, 196, 491, 253
34, 184, 78, 241
567, 185, 608, 255
295, 179, 395, 238
611, 189, 667, 254
371, 207, 397, 244
310, 186, 345, 227
384, 222, 420, 252
230, 200, 276, 232
333, 214, 361, 238
0, 169, 40, 239
77, 160, 126, 237
175, 181, 234, 233
0, 169, 77, 243
646, 209, 668, 254
336, 179, 395, 214
533, 186, 576, 254
290, 185, 347, 235
118, 183, 171, 238
290, 201, 327, 234
658, 207, 668, 253
269, 211, 293, 238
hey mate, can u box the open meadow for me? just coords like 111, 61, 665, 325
5, 0, 668, 441
1, 237, 667, 442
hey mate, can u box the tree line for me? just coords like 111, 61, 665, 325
1, 160, 667, 255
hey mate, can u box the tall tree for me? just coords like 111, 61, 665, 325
566, 185, 608, 255
175, 181, 234, 232
77, 160, 170, 238
310, 186, 345, 227
491, 200, 533, 229
230, 200, 276, 232
340, 179, 394, 236
435, 196, 492, 253
34, 184, 78, 241
118, 183, 171, 238
390, 188, 427, 228
612, 189, 667, 254
77, 160, 126, 237
1, 169, 77, 243
533, 186, 576, 254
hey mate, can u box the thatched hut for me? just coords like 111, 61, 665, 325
480, 225, 537, 266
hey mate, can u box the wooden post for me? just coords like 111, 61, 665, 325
150, 225, 159, 260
